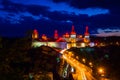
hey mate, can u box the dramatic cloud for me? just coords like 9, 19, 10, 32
0, 0, 119, 37
0, 11, 37, 24
9, 0, 109, 16
97, 28, 120, 33
92, 28, 120, 37
94, 32, 120, 37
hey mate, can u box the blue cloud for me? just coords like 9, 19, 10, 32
0, 4, 4, 9
97, 28, 120, 33
66, 20, 73, 23
0, 10, 51, 24
10, 0, 109, 16
92, 28, 120, 37
79, 8, 109, 16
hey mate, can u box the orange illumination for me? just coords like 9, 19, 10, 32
32, 29, 39, 39
61, 51, 95, 80
71, 25, 76, 34
98, 67, 104, 74
54, 30, 58, 39
84, 38, 89, 43
89, 62, 92, 66
79, 35, 82, 38
85, 26, 89, 36
82, 58, 86, 63
42, 34, 47, 40
65, 32, 69, 38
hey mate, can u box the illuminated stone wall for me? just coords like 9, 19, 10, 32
32, 41, 67, 49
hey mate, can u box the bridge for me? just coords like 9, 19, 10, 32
59, 49, 96, 80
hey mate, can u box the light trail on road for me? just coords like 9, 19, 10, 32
60, 49, 96, 80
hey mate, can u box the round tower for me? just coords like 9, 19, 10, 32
54, 30, 58, 39
84, 26, 90, 43
70, 25, 76, 38
32, 29, 39, 39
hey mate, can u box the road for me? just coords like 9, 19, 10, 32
60, 49, 96, 80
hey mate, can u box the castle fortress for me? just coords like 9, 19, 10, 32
32, 25, 91, 49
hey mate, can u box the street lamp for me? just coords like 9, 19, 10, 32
97, 67, 108, 80
82, 58, 86, 63
98, 67, 104, 74
76, 56, 79, 60
89, 62, 93, 67
98, 67, 105, 77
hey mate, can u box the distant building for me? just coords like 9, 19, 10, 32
32, 25, 91, 49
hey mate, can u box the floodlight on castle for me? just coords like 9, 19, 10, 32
32, 25, 92, 49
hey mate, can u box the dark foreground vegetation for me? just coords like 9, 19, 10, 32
0, 37, 120, 80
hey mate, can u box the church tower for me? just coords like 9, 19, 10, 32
32, 29, 39, 39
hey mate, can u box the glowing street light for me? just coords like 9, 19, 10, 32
68, 52, 72, 56
98, 67, 104, 74
82, 58, 86, 63
89, 62, 92, 65
89, 62, 93, 67
76, 56, 79, 60
81, 43, 86, 47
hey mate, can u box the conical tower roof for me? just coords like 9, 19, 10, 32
85, 26, 89, 36
71, 25, 76, 34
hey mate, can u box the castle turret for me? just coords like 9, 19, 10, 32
70, 25, 76, 38
85, 26, 89, 36
42, 34, 47, 41
32, 29, 39, 39
84, 26, 90, 43
54, 30, 58, 39
71, 25, 76, 35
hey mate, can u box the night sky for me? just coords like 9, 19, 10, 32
0, 0, 120, 37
